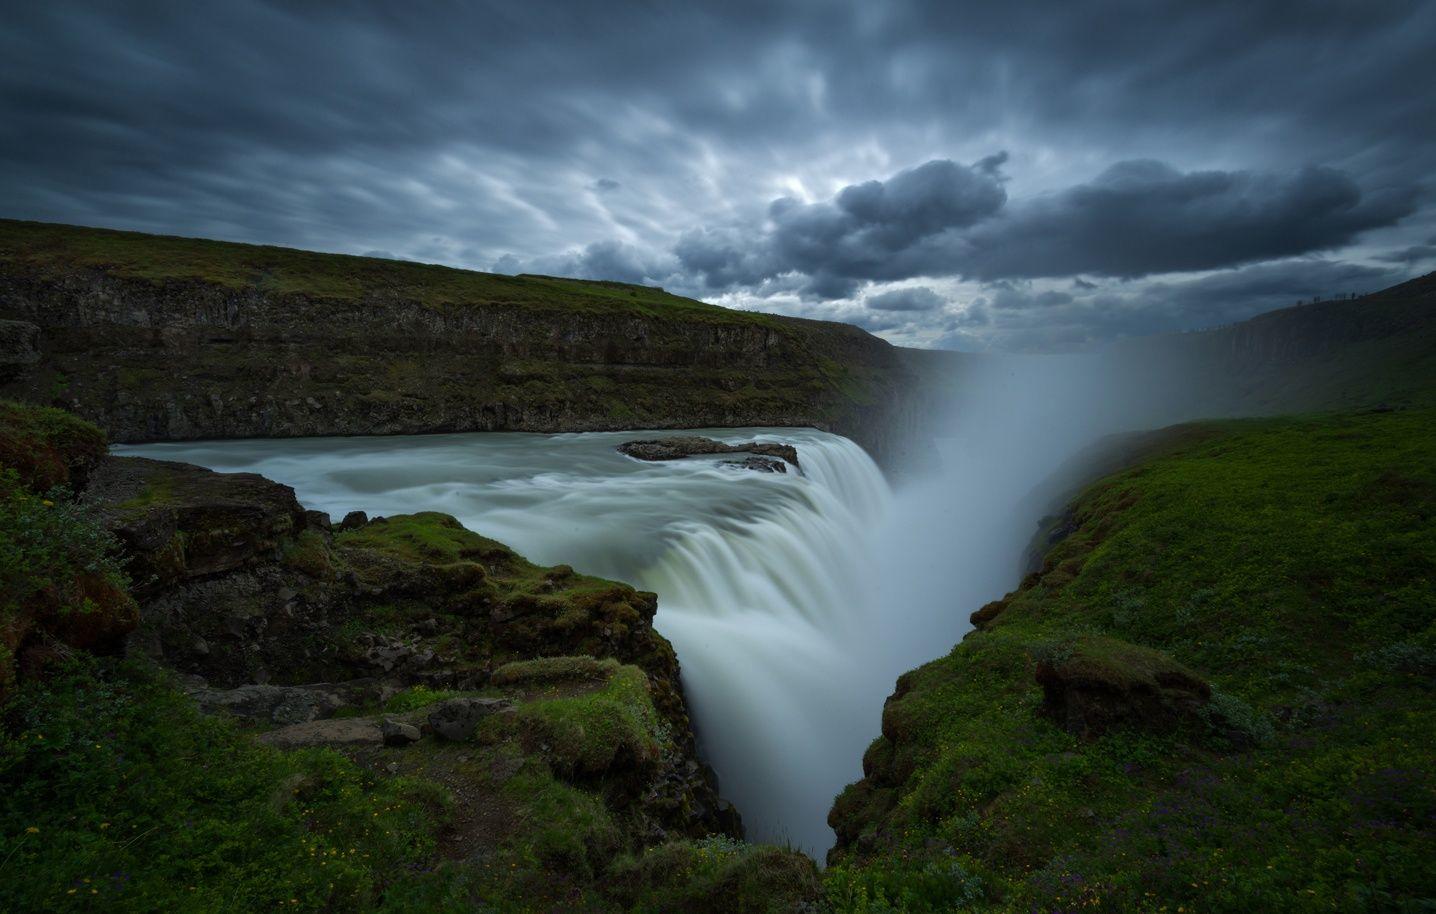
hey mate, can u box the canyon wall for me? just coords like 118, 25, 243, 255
0, 219, 962, 471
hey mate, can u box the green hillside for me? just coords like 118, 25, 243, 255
828, 408, 1436, 912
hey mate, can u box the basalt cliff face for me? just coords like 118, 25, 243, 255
0, 219, 956, 471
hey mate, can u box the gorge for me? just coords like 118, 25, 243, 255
1, 220, 1433, 912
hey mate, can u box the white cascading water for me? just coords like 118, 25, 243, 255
117, 357, 1195, 857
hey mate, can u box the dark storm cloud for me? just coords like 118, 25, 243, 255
676, 157, 1008, 296
866, 287, 946, 312
2, 0, 1434, 350
1377, 239, 1436, 266
958, 161, 1416, 280
673, 158, 1415, 298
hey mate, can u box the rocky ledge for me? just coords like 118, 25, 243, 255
617, 435, 800, 470
77, 451, 741, 842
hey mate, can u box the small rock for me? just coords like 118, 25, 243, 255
340, 510, 369, 530
380, 718, 421, 747
427, 697, 511, 742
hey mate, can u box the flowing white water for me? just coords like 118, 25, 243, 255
118, 427, 892, 855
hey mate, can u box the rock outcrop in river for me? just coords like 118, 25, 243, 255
617, 435, 800, 470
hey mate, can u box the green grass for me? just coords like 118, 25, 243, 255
608, 835, 822, 914
829, 408, 1436, 912
0, 658, 451, 913
382, 685, 460, 715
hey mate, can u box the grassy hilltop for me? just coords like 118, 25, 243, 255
0, 219, 774, 324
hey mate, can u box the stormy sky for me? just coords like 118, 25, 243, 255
4, 1, 1433, 351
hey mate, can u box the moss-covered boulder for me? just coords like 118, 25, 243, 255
1033, 634, 1211, 738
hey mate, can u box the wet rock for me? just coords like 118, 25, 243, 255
617, 435, 800, 470
719, 456, 787, 473
380, 718, 422, 746
427, 696, 512, 742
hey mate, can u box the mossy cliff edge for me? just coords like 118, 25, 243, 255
0, 219, 953, 471
827, 409, 1435, 912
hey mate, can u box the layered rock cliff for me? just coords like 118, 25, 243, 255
0, 219, 954, 471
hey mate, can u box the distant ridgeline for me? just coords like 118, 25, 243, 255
1109, 270, 1436, 415
0, 219, 960, 470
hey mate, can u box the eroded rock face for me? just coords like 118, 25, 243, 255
617, 435, 800, 469
0, 319, 38, 382
0, 231, 949, 471
85, 456, 306, 593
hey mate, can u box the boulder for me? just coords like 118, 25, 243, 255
189, 683, 344, 725
617, 436, 800, 470
380, 718, 422, 746
969, 597, 1008, 630
427, 696, 512, 742
340, 510, 369, 530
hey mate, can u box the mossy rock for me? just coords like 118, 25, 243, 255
491, 662, 665, 781
1034, 634, 1211, 738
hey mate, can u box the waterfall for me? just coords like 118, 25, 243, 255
640, 434, 891, 854
118, 427, 894, 856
